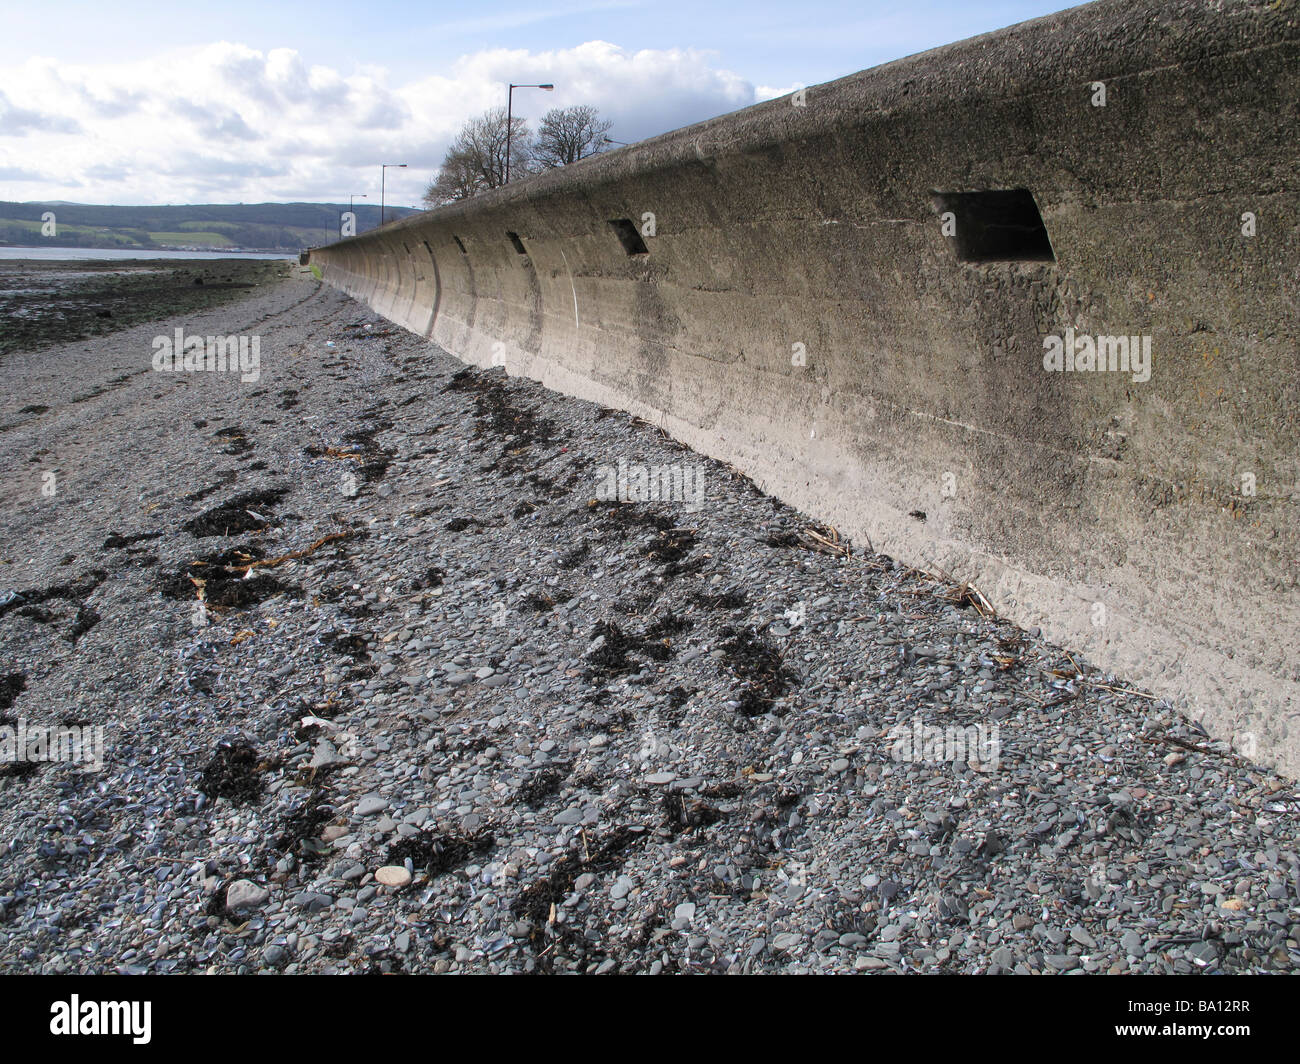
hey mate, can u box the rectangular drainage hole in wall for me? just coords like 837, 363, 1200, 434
934, 189, 1054, 262
452, 235, 467, 254
608, 218, 649, 256
506, 231, 527, 255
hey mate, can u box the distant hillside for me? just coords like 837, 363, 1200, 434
0, 201, 423, 252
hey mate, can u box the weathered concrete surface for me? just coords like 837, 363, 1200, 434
309, 0, 1300, 773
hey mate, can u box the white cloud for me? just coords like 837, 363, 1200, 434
755, 82, 803, 102
0, 40, 759, 206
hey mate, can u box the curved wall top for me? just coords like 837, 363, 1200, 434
310, 0, 1300, 774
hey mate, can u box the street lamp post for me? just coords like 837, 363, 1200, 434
505, 82, 554, 185
380, 165, 407, 225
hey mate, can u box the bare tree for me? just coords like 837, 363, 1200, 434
423, 107, 533, 206
532, 105, 613, 169
425, 146, 480, 205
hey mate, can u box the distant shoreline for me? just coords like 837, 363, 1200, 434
0, 245, 297, 262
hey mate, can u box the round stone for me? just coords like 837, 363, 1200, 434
375, 866, 412, 888
226, 879, 270, 910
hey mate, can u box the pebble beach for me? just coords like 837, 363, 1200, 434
1, 267, 1296, 975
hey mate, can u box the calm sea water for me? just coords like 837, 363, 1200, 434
0, 246, 296, 262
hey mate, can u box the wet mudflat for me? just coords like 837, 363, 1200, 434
0, 258, 290, 359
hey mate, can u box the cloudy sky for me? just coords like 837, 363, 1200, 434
0, 0, 1074, 207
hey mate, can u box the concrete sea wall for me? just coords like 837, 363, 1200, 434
308, 0, 1300, 774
